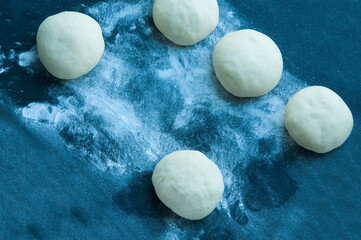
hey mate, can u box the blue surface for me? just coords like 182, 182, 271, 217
0, 0, 360, 239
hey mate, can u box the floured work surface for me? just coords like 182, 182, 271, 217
0, 0, 360, 239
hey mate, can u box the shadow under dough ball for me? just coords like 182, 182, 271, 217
36, 11, 105, 80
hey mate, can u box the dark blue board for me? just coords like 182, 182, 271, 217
0, 0, 360, 239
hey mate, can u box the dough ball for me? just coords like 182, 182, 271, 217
36, 11, 105, 80
285, 86, 353, 153
152, 150, 224, 220
213, 29, 283, 97
153, 0, 219, 46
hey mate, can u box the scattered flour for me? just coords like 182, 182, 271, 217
16, 0, 308, 237
18, 47, 38, 67
0, 53, 5, 64
0, 53, 9, 74
0, 67, 9, 75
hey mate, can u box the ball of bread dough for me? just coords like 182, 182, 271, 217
152, 150, 224, 220
153, 0, 219, 46
36, 11, 105, 80
213, 29, 283, 97
285, 86, 353, 153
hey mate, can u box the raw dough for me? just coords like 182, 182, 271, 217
285, 86, 353, 153
213, 29, 283, 97
152, 150, 224, 220
152, 0, 219, 46
36, 11, 105, 79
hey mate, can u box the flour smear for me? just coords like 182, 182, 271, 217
17, 0, 307, 238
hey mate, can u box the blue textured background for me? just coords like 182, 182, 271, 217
0, 0, 360, 239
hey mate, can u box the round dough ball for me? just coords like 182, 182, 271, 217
36, 11, 105, 79
285, 86, 353, 153
213, 29, 283, 97
153, 0, 219, 46
152, 150, 224, 220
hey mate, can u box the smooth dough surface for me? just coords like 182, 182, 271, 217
152, 150, 224, 220
213, 29, 283, 97
285, 86, 353, 153
153, 0, 219, 46
37, 11, 105, 79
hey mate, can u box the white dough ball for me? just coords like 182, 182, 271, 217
152, 0, 219, 46
213, 29, 283, 97
152, 150, 224, 220
285, 86, 353, 153
36, 11, 105, 80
